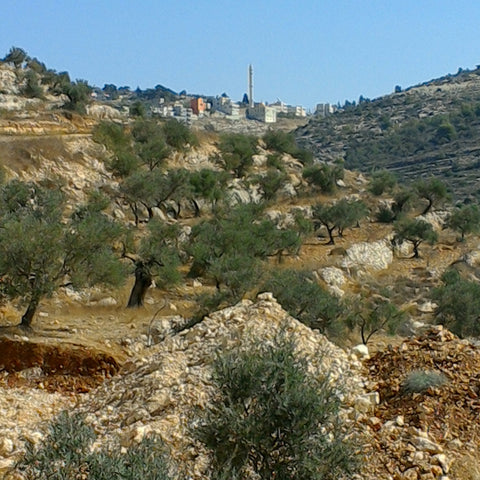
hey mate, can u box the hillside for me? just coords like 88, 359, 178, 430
2, 56, 480, 479
295, 67, 480, 201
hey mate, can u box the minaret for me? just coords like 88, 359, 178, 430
248, 64, 254, 107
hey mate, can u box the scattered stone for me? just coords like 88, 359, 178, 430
351, 344, 370, 361
355, 392, 379, 413
96, 297, 118, 307
417, 301, 437, 313
0, 437, 14, 456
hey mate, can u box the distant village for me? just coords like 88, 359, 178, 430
93, 65, 337, 125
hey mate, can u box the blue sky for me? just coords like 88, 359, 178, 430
2, 1, 480, 110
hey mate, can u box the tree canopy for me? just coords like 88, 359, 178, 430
447, 203, 480, 241
393, 217, 438, 258
0, 182, 126, 327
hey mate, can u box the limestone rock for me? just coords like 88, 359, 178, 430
319, 266, 347, 297
0, 66, 18, 94
355, 392, 379, 413
351, 344, 370, 360
341, 239, 393, 273
86, 104, 123, 119
417, 301, 437, 313
0, 437, 14, 456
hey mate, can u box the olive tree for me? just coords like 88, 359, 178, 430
262, 268, 342, 334
217, 133, 258, 178
368, 169, 397, 196
302, 162, 344, 194
344, 296, 405, 345
447, 203, 480, 241
125, 219, 182, 308
188, 203, 301, 307
2, 46, 28, 68
62, 79, 92, 114
413, 177, 451, 215
188, 168, 230, 215
312, 199, 367, 245
0, 182, 126, 327
393, 217, 438, 258
193, 335, 359, 479
432, 269, 480, 338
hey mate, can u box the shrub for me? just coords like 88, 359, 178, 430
162, 118, 197, 150
402, 370, 448, 394
14, 411, 173, 480
302, 162, 343, 194
263, 130, 297, 153
22, 70, 43, 99
368, 169, 397, 196
432, 269, 480, 338
375, 205, 396, 223
262, 268, 342, 334
192, 335, 360, 480
217, 133, 258, 178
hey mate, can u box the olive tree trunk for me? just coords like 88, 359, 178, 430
20, 296, 40, 328
127, 262, 152, 308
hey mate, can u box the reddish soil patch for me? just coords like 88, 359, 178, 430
0, 337, 120, 393
362, 327, 480, 477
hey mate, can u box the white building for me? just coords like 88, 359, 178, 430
212, 96, 241, 118
247, 103, 277, 123
315, 103, 336, 116
287, 105, 307, 117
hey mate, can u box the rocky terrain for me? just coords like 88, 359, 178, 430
2, 59, 480, 479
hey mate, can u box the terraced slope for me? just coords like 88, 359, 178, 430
295, 68, 480, 201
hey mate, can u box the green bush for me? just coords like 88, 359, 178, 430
14, 411, 173, 480
192, 336, 360, 479
22, 70, 44, 99
262, 268, 342, 334
302, 163, 343, 194
263, 130, 297, 153
375, 205, 396, 223
368, 169, 397, 196
162, 118, 197, 150
432, 269, 480, 338
402, 370, 448, 394
217, 133, 258, 178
